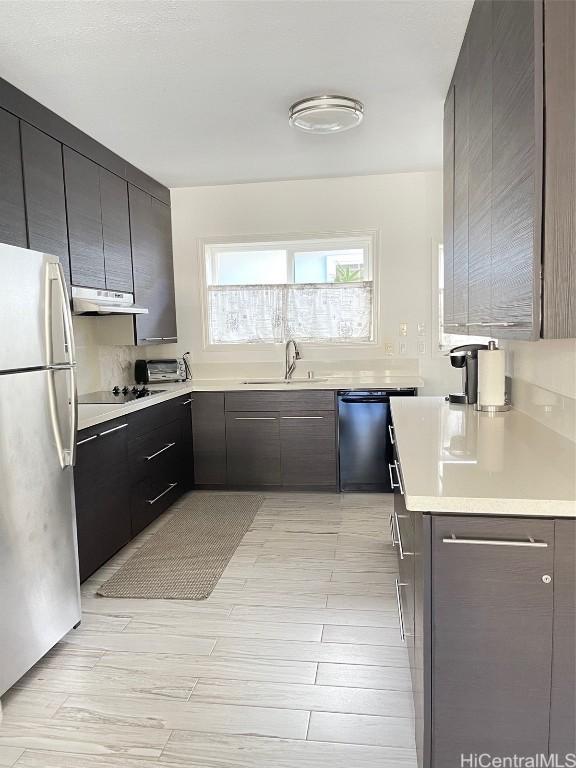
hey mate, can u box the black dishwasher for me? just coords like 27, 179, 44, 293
338, 389, 415, 492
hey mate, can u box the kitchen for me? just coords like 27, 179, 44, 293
0, 2, 574, 767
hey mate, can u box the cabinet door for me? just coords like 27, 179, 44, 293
431, 516, 554, 765
442, 85, 455, 332
191, 392, 227, 486
21, 123, 71, 286
452, 34, 469, 331
131, 186, 177, 344
549, 519, 576, 755
491, 0, 541, 339
542, 0, 576, 338
0, 108, 26, 248
280, 412, 337, 488
63, 147, 105, 289
226, 412, 281, 487
100, 168, 133, 293
467, 0, 493, 328
74, 421, 131, 582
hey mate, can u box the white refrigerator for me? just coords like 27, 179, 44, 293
0, 243, 81, 697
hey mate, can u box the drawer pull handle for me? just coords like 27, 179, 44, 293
281, 416, 324, 420
394, 510, 413, 560
99, 423, 128, 437
395, 578, 411, 643
145, 442, 176, 461
388, 462, 404, 494
77, 434, 98, 446
442, 535, 548, 548
181, 399, 193, 405
388, 424, 395, 444
147, 482, 178, 505
389, 513, 398, 547
234, 417, 276, 420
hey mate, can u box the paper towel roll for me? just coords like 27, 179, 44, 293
477, 346, 506, 406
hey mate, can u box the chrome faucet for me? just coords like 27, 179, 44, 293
284, 339, 301, 380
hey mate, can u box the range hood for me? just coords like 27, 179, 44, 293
72, 286, 149, 316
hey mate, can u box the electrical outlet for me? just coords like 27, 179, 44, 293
418, 322, 426, 336
399, 322, 408, 337
384, 342, 394, 354
399, 342, 407, 354
418, 341, 427, 355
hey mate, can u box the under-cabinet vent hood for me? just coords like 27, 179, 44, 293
72, 286, 149, 316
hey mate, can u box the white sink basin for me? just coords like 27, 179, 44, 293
241, 377, 328, 385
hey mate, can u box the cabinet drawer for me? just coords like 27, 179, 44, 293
131, 457, 182, 536
129, 394, 192, 439
129, 420, 182, 484
225, 390, 335, 413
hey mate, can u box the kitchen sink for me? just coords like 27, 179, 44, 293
241, 377, 328, 385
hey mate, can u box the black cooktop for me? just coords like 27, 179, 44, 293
79, 387, 167, 405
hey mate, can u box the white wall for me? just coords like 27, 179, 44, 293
170, 171, 459, 396
503, 339, 576, 441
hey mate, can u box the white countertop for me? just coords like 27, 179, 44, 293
391, 397, 576, 517
78, 375, 423, 430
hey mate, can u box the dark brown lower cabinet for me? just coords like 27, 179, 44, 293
392, 477, 575, 768
279, 412, 337, 488
226, 412, 281, 487
74, 395, 194, 580
431, 516, 555, 765
74, 419, 131, 582
549, 519, 576, 756
191, 393, 226, 486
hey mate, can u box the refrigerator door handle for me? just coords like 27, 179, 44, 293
46, 261, 77, 468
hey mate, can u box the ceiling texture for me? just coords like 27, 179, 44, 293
0, 0, 472, 188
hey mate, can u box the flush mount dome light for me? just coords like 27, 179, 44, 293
289, 95, 364, 134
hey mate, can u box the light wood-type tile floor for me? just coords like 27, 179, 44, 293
0, 492, 417, 767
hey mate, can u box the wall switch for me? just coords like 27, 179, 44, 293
399, 322, 408, 337
418, 322, 426, 336
384, 342, 394, 354
418, 341, 426, 355
399, 342, 407, 354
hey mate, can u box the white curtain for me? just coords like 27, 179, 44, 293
208, 282, 373, 344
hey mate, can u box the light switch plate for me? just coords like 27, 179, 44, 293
417, 322, 426, 336
399, 342, 407, 354
399, 322, 408, 337
418, 341, 426, 355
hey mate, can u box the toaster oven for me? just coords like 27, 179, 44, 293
135, 358, 187, 384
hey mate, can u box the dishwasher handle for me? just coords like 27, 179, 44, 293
339, 396, 391, 404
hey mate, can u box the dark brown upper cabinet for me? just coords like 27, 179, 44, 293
64, 148, 134, 293
542, 0, 576, 338
0, 108, 26, 248
452, 33, 469, 330
99, 167, 133, 293
130, 185, 177, 345
443, 0, 574, 340
64, 147, 106, 289
20, 122, 71, 286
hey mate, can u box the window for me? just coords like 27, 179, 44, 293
204, 235, 374, 345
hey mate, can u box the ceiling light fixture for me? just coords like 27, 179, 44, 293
289, 95, 364, 134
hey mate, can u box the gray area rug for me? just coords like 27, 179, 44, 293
97, 492, 264, 599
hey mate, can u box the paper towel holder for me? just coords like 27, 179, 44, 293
474, 341, 511, 412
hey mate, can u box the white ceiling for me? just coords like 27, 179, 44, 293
0, 0, 472, 188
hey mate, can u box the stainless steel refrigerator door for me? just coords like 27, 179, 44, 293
0, 244, 74, 372
0, 367, 81, 697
